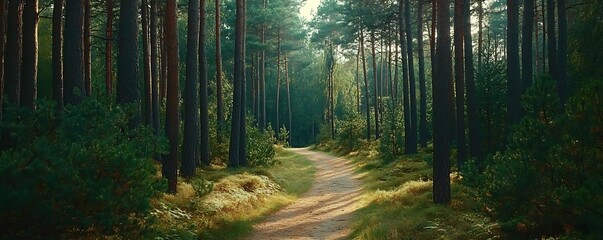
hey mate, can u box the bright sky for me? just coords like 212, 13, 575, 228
299, 0, 322, 21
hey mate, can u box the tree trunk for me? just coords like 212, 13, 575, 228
276, 32, 281, 136
229, 0, 246, 168
464, 0, 483, 162
151, 0, 160, 137
182, 0, 200, 177
142, 0, 152, 125
164, 0, 179, 193
433, 0, 452, 204
285, 55, 292, 145
454, 0, 467, 168
117, 0, 141, 126
329, 42, 335, 139
259, 0, 266, 130
405, 0, 418, 154
216, 0, 224, 142
478, 0, 484, 72
418, 0, 428, 148
84, 0, 91, 96
238, 0, 247, 167
105, 0, 113, 94
370, 31, 380, 139
507, 0, 521, 127
356, 42, 361, 113
399, 0, 410, 153
63, 0, 84, 105
5, 0, 23, 106
160, 16, 167, 100
522, 0, 534, 92
361, 31, 371, 139
200, 0, 210, 166
0, 0, 5, 115
546, 0, 557, 83
557, 0, 568, 103
21, 0, 38, 109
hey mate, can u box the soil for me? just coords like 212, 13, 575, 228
246, 148, 363, 240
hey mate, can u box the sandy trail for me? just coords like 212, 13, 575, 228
246, 148, 363, 240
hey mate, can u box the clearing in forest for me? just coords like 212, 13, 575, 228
246, 148, 363, 240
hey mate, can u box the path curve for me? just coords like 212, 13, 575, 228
247, 147, 363, 240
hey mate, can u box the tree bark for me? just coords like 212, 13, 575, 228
507, 0, 521, 127
557, 0, 568, 103
84, 0, 91, 96
5, 0, 23, 106
285, 55, 292, 145
164, 0, 179, 193
546, 0, 557, 83
105, 0, 113, 94
454, 0, 467, 168
63, 0, 84, 105
360, 31, 371, 139
433, 0, 452, 204
418, 0, 428, 148
21, 0, 38, 109
405, 0, 418, 154
238, 0, 247, 167
142, 0, 152, 125
151, 0, 160, 136
464, 0, 483, 162
182, 0, 200, 177
216, 0, 224, 142
229, 0, 246, 168
276, 32, 281, 137
522, 0, 534, 92
399, 0, 410, 152
200, 0, 210, 166
0, 0, 5, 115
370, 31, 380, 139
117, 0, 141, 126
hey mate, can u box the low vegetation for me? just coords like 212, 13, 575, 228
150, 147, 316, 239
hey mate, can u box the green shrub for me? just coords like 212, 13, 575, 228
336, 113, 365, 152
470, 78, 603, 238
378, 98, 401, 162
0, 99, 166, 238
246, 118, 277, 167
191, 178, 214, 197
277, 125, 290, 147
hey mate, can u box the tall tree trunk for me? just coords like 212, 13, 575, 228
418, 0, 428, 148
238, 0, 247, 167
63, 0, 84, 105
399, 0, 410, 152
464, 0, 483, 162
151, 0, 160, 136
541, 0, 546, 75
105, 0, 113, 94
276, 32, 281, 137
557, 0, 568, 103
454, 0, 467, 168
182, 0, 200, 177
361, 31, 371, 139
370, 31, 380, 139
433, 0, 452, 204
0, 0, 5, 115
200, 0, 210, 166
84, 0, 91, 96
142, 0, 152, 125
21, 0, 38, 109
285, 55, 292, 145
216, 0, 224, 142
259, 0, 266, 130
164, 0, 179, 193
507, 0, 521, 127
117, 0, 141, 126
160, 16, 167, 100
356, 42, 361, 113
478, 0, 484, 72
405, 0, 418, 154
229, 0, 246, 168
546, 0, 557, 83
5, 0, 23, 106
522, 0, 534, 92
329, 42, 335, 139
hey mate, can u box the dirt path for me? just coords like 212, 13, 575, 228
247, 148, 363, 240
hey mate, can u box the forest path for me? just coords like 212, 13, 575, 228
246, 148, 363, 240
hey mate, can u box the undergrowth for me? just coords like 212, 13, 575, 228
149, 147, 316, 239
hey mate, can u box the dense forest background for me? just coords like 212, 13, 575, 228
0, 0, 602, 238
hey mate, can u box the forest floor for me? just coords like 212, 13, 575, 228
246, 148, 364, 240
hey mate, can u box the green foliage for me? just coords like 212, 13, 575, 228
277, 125, 290, 147
246, 118, 277, 167
191, 178, 215, 197
469, 78, 603, 238
0, 99, 166, 238
379, 99, 401, 162
336, 113, 365, 152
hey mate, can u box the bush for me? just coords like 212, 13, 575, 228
191, 178, 214, 197
246, 118, 277, 167
470, 78, 603, 238
379, 98, 402, 162
0, 99, 166, 238
336, 114, 365, 152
